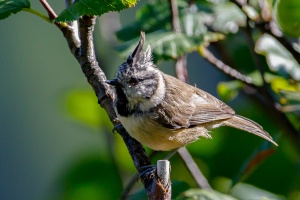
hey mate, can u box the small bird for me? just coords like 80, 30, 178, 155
106, 32, 277, 151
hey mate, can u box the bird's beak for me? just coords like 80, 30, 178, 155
105, 79, 121, 87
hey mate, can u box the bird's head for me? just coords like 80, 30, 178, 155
106, 32, 165, 111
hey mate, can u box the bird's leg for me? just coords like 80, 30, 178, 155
138, 165, 156, 179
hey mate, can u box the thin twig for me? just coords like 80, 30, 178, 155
199, 46, 254, 86
120, 173, 139, 200
242, 23, 267, 88
39, 0, 57, 20
178, 148, 212, 189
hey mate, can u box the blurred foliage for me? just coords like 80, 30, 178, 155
52, 154, 123, 200
255, 34, 300, 80
176, 188, 237, 200
275, 0, 300, 37
62, 88, 112, 130
1, 0, 300, 199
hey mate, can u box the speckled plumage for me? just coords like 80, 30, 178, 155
107, 32, 277, 151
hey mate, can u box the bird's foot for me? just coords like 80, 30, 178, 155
139, 165, 156, 179
112, 123, 124, 134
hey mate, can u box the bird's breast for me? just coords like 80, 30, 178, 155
116, 111, 211, 151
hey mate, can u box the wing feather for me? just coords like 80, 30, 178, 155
152, 74, 234, 129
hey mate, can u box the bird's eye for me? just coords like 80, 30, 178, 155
128, 78, 139, 86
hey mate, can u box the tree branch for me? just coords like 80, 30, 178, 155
39, 0, 57, 20
178, 148, 212, 189
199, 46, 254, 86
59, 15, 161, 199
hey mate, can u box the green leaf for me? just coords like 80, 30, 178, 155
255, 34, 300, 81
270, 77, 298, 93
278, 90, 300, 113
176, 188, 237, 200
0, 0, 30, 20
210, 2, 246, 33
276, 0, 300, 37
55, 0, 138, 22
116, 31, 209, 62
116, 0, 188, 41
231, 183, 286, 200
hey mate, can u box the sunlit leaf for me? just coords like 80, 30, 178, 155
56, 0, 138, 22
210, 2, 246, 33
242, 5, 259, 21
0, 0, 30, 20
176, 188, 237, 200
276, 0, 300, 37
217, 80, 243, 102
255, 34, 300, 81
278, 90, 300, 113
270, 77, 298, 93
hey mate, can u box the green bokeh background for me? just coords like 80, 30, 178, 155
0, 1, 299, 200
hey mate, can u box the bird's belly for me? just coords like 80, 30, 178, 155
117, 114, 211, 151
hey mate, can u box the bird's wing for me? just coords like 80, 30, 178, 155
152, 74, 235, 129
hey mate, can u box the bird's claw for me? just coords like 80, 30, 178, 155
139, 165, 156, 179
112, 123, 124, 134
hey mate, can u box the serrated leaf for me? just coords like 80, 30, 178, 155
255, 34, 300, 81
116, 0, 188, 41
55, 0, 138, 22
176, 188, 237, 200
0, 0, 30, 20
116, 31, 206, 62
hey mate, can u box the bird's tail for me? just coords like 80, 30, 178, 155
223, 115, 278, 146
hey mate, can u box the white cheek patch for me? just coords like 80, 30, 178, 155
138, 71, 165, 112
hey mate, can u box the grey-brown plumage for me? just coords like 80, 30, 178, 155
106, 32, 277, 151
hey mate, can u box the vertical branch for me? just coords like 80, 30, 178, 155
60, 16, 162, 199
169, 0, 211, 189
169, 0, 189, 83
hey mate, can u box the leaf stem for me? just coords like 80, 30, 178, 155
22, 8, 52, 23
